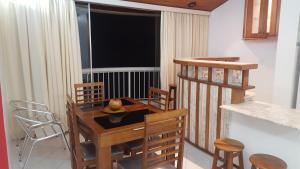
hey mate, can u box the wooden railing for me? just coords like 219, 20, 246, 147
174, 57, 258, 154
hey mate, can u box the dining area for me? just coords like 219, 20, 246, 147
69, 81, 186, 169
9, 57, 292, 169
12, 81, 188, 169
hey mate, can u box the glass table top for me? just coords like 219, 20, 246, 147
94, 109, 151, 129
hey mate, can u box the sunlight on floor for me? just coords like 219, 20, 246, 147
11, 137, 212, 169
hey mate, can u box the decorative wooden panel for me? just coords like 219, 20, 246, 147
243, 0, 281, 39
124, 0, 228, 11
174, 57, 258, 154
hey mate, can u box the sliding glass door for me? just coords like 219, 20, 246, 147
76, 2, 161, 99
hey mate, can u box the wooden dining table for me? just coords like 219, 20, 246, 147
74, 97, 162, 169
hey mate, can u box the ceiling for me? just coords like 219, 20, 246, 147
124, 0, 228, 11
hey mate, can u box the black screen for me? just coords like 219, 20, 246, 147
91, 12, 160, 68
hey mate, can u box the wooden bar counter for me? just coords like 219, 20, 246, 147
174, 57, 258, 154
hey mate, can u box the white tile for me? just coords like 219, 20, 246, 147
13, 136, 71, 169
12, 138, 211, 169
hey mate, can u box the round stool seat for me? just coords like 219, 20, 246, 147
214, 138, 244, 152
250, 154, 287, 169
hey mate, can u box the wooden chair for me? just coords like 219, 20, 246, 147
119, 109, 188, 169
74, 82, 105, 105
128, 87, 171, 156
168, 84, 177, 110
66, 95, 124, 169
212, 138, 245, 169
148, 87, 170, 111
249, 154, 287, 169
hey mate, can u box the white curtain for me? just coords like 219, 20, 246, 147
160, 11, 209, 90
0, 0, 82, 138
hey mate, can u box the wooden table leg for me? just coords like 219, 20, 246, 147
97, 145, 112, 169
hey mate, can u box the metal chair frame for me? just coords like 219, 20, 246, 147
10, 100, 69, 169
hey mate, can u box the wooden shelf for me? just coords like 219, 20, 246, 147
194, 57, 240, 62
174, 58, 258, 70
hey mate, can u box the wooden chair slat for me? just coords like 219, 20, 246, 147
66, 95, 95, 169
147, 135, 179, 147
148, 142, 180, 153
147, 127, 183, 137
147, 149, 180, 162
149, 100, 167, 106
74, 82, 105, 105
148, 87, 170, 111
142, 109, 187, 169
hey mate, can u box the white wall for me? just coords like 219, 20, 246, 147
273, 0, 300, 108
228, 112, 300, 169
296, 19, 300, 109
298, 17, 300, 42
208, 0, 278, 102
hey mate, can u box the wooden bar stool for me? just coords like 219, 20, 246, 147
212, 138, 245, 169
250, 154, 287, 169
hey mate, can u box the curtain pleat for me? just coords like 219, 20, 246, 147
160, 11, 209, 90
0, 0, 82, 138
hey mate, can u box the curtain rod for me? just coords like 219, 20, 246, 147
90, 8, 160, 17
75, 0, 210, 16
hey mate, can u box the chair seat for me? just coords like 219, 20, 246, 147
214, 138, 244, 152
127, 136, 161, 152
127, 139, 144, 151
119, 155, 176, 169
250, 154, 287, 169
80, 142, 125, 161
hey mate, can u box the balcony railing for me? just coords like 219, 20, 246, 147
82, 67, 160, 100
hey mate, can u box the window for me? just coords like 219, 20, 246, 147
76, 3, 161, 99
91, 11, 160, 68
243, 0, 281, 39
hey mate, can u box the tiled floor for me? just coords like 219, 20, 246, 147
10, 136, 212, 169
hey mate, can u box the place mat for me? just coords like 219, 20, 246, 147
94, 109, 151, 129
80, 98, 134, 110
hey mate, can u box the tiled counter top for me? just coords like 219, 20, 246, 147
221, 101, 300, 130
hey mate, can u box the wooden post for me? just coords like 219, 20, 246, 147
195, 82, 200, 145
242, 70, 249, 88
224, 69, 229, 85
231, 89, 245, 104
187, 81, 191, 140
195, 66, 199, 79
205, 67, 212, 149
216, 86, 222, 139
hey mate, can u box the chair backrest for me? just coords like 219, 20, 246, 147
148, 87, 170, 111
74, 82, 105, 105
66, 95, 82, 168
10, 100, 48, 112
142, 109, 187, 169
13, 108, 58, 138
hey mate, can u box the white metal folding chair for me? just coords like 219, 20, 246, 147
11, 100, 69, 169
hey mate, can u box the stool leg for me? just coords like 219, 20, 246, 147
226, 152, 233, 169
224, 152, 228, 168
238, 152, 244, 169
212, 148, 220, 169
